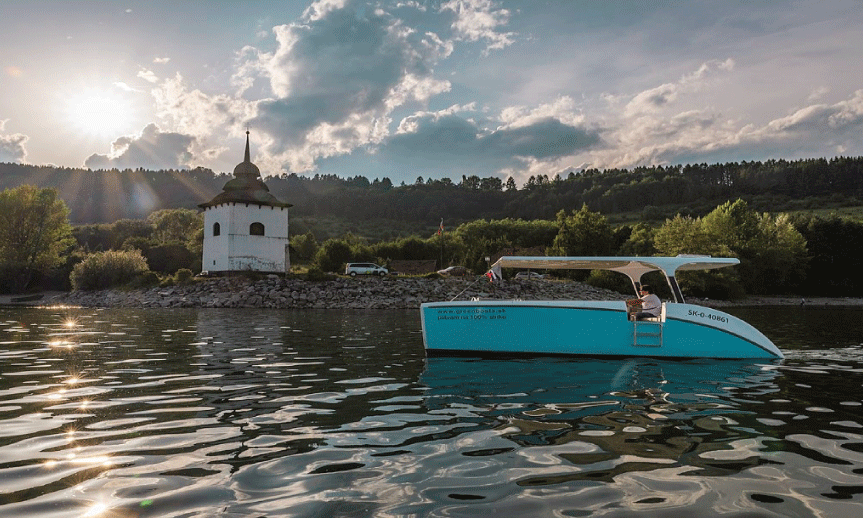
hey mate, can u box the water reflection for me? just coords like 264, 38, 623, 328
726, 305, 863, 353
191, 309, 426, 472
421, 358, 783, 483
0, 307, 862, 517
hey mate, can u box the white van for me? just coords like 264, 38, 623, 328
345, 263, 388, 276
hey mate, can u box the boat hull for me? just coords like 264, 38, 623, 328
420, 300, 783, 360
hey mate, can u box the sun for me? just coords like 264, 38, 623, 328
64, 87, 136, 139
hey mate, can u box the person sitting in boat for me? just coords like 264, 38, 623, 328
626, 285, 662, 320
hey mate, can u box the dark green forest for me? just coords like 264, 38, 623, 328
2, 156, 862, 236
3, 156, 863, 298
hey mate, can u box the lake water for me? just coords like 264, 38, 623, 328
0, 305, 862, 517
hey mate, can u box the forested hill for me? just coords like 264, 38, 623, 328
2, 156, 862, 226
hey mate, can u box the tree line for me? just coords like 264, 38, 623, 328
1, 156, 862, 225
307, 201, 860, 299
3, 152, 863, 297
5, 181, 854, 299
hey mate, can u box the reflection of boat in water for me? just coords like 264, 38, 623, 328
421, 356, 781, 483
421, 256, 783, 359
421, 357, 780, 417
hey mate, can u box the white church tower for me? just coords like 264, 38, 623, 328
199, 131, 292, 274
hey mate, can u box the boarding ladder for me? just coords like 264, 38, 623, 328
632, 303, 664, 347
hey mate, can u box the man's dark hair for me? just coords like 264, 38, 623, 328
641, 285, 652, 293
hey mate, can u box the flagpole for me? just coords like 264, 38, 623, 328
438, 218, 443, 269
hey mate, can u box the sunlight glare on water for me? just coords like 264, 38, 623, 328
0, 306, 861, 517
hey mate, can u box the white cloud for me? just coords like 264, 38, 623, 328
137, 68, 159, 83
152, 73, 254, 139
499, 96, 586, 129
625, 83, 679, 117
41, 1, 857, 183
84, 123, 196, 170
236, 0, 452, 170
231, 45, 270, 96
375, 101, 601, 182
582, 84, 863, 172
624, 59, 734, 117
555, 59, 757, 170
681, 58, 734, 85
0, 124, 28, 162
153, 57, 171, 64
112, 81, 140, 93
386, 73, 451, 109
763, 90, 863, 134
302, 0, 348, 22
440, 0, 515, 53
396, 103, 477, 133
396, 1, 427, 12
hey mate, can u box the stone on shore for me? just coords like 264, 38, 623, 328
49, 275, 625, 309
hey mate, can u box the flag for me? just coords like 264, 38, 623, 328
437, 218, 444, 235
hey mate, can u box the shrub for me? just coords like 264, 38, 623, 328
175, 268, 194, 285
143, 242, 197, 274
313, 239, 354, 272
0, 185, 74, 293
305, 266, 334, 281
70, 250, 150, 291
585, 270, 631, 295
127, 270, 161, 289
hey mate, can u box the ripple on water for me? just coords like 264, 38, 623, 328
1, 307, 863, 517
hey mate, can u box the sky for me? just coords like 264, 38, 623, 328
2, 0, 863, 187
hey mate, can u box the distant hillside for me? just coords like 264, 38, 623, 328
0, 163, 223, 223
2, 157, 862, 236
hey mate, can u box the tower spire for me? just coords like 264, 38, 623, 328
244, 129, 251, 163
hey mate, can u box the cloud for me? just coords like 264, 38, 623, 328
499, 96, 587, 128
84, 123, 196, 170
681, 58, 734, 84
152, 73, 254, 139
153, 57, 171, 64
240, 0, 450, 168
131, 0, 515, 177
440, 0, 516, 53
376, 103, 601, 178
125, 2, 863, 183
0, 128, 28, 162
302, 0, 348, 21
625, 83, 679, 117
624, 59, 734, 117
570, 59, 763, 168
764, 90, 863, 135
137, 68, 159, 83
588, 84, 863, 171
113, 81, 140, 93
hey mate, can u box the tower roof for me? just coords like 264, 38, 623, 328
199, 131, 292, 209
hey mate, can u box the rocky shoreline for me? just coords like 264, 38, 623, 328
4, 275, 863, 309
46, 275, 624, 309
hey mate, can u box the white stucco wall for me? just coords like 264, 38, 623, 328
202, 203, 290, 273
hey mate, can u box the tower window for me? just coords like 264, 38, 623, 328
213, 222, 221, 236
250, 222, 265, 236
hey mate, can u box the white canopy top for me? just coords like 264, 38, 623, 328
491, 255, 739, 280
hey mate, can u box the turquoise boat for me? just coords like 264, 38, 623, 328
420, 256, 783, 360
